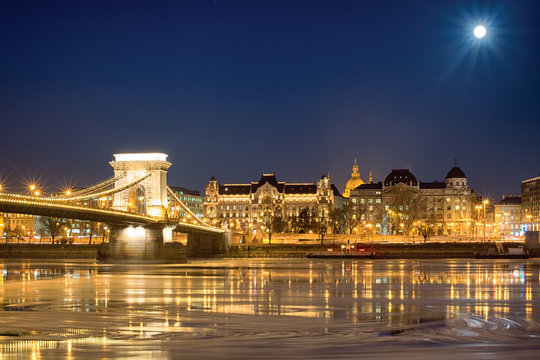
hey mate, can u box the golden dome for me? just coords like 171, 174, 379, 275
343, 158, 364, 198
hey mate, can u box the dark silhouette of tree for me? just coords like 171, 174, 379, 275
343, 200, 367, 234
414, 213, 439, 243
38, 216, 64, 244
87, 221, 105, 244
328, 207, 345, 234
298, 208, 311, 232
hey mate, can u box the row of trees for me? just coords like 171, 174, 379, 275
3, 217, 108, 244
254, 191, 445, 244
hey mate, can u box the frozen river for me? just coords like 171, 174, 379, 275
0, 258, 539, 359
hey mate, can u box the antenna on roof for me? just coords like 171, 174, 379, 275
454, 158, 457, 167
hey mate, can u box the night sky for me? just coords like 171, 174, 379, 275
1, 0, 539, 199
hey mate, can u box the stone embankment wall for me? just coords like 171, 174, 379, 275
0, 244, 99, 259
226, 242, 525, 259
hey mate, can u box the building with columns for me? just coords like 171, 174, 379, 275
204, 173, 342, 227
349, 165, 475, 236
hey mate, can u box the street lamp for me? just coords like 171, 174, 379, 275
28, 184, 40, 196
482, 199, 489, 241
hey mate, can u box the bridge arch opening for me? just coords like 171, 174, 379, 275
128, 186, 146, 215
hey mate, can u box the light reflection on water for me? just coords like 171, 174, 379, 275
0, 259, 539, 359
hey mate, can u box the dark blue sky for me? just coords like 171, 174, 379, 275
1, 0, 539, 199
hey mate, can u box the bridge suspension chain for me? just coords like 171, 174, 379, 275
66, 173, 127, 197
49, 173, 152, 202
167, 186, 212, 227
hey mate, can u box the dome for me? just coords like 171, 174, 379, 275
343, 159, 364, 198
384, 169, 418, 187
446, 166, 466, 179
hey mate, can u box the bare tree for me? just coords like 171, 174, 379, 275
342, 200, 367, 235
87, 221, 102, 244
298, 208, 312, 232
412, 213, 439, 243
3, 223, 11, 243
38, 216, 64, 244
261, 210, 275, 244
386, 188, 423, 235
328, 207, 345, 234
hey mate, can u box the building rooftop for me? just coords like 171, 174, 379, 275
384, 169, 418, 187
446, 166, 466, 179
495, 196, 522, 206
169, 186, 201, 197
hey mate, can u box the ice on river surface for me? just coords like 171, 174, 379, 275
0, 258, 539, 359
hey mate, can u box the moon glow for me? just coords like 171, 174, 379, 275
474, 25, 487, 38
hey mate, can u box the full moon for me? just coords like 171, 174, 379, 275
474, 25, 487, 38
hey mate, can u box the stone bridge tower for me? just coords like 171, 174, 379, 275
110, 153, 171, 218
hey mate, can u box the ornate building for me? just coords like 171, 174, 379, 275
204, 173, 342, 227
349, 166, 475, 235
343, 159, 365, 198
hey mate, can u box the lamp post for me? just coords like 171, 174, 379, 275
483, 199, 489, 242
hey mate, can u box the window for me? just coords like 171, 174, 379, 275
376, 199, 381, 203
455, 206, 460, 210
361, 199, 365, 203
352, 198, 357, 203
368, 199, 373, 204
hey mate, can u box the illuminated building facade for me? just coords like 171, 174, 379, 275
204, 173, 342, 225
522, 175, 540, 231
349, 166, 475, 235
493, 195, 522, 237
1, 213, 35, 239
168, 186, 204, 219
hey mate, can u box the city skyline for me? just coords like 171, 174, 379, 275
1, 0, 539, 199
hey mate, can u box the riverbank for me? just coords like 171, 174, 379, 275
0, 241, 533, 260
226, 242, 531, 259
0, 244, 99, 259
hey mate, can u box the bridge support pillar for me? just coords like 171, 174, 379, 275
184, 229, 227, 257
106, 224, 164, 260
97, 223, 187, 262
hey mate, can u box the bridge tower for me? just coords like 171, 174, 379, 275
110, 153, 171, 218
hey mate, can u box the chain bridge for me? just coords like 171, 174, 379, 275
0, 153, 224, 260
